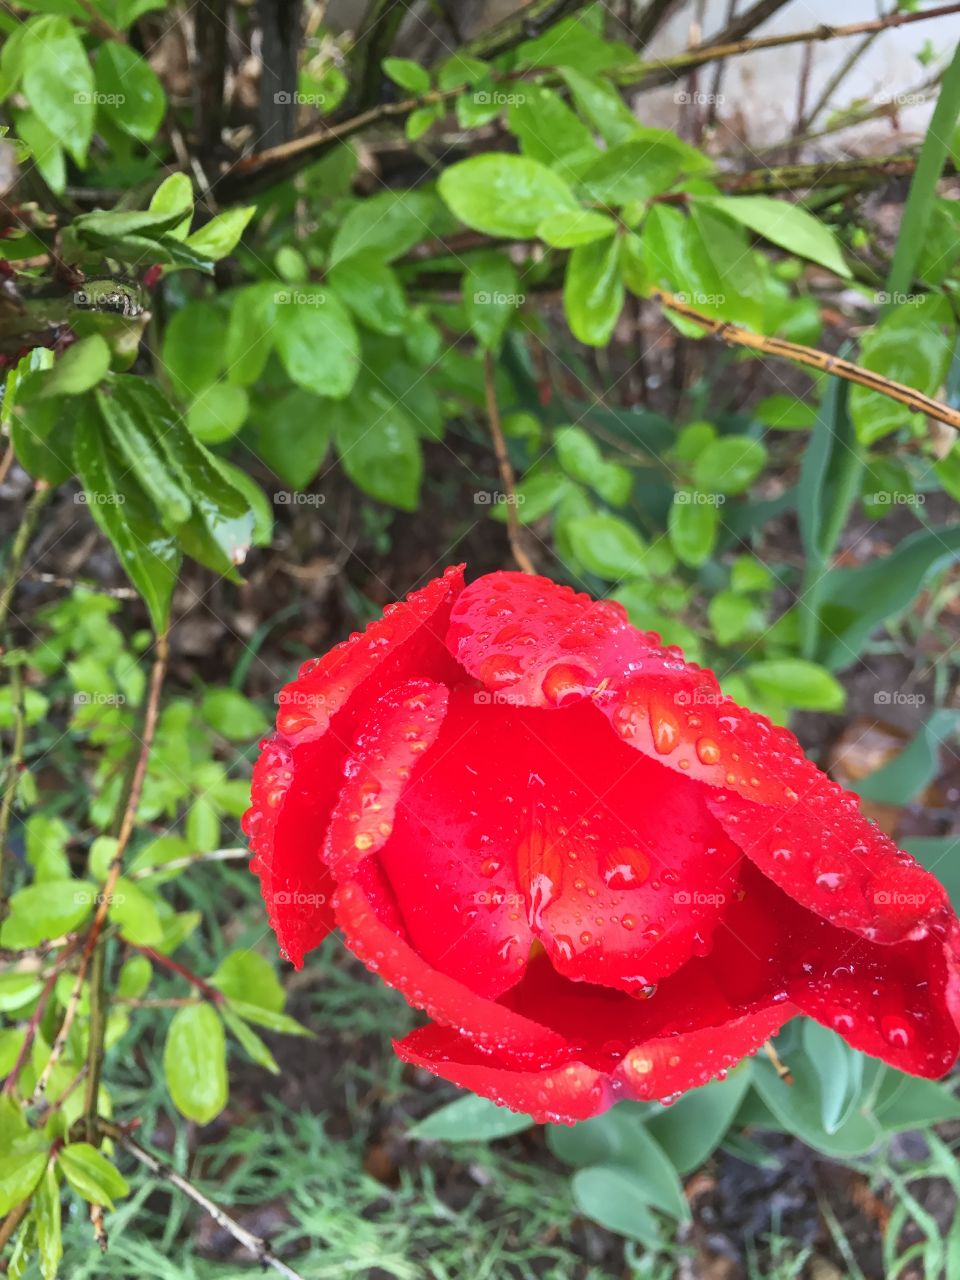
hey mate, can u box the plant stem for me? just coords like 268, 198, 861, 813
0, 660, 26, 913
0, 483, 51, 636
95, 1120, 308, 1280
650, 287, 960, 431
884, 38, 960, 313
483, 351, 536, 576
126, 943, 224, 1003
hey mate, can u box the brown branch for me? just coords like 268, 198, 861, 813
651, 287, 960, 432
222, 2, 960, 197
126, 943, 224, 1003
129, 845, 248, 880
95, 1120, 308, 1280
482, 351, 536, 576
459, 0, 590, 59
31, 632, 169, 1105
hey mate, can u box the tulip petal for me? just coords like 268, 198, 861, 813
244, 566, 465, 966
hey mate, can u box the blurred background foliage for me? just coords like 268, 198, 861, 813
4, 0, 960, 1276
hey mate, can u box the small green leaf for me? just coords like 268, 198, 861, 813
694, 194, 851, 278
327, 258, 408, 336
537, 209, 617, 248
570, 1167, 664, 1244
164, 1004, 228, 1124
0, 1152, 46, 1216
185, 206, 256, 260
211, 950, 284, 1012
563, 236, 623, 347
186, 383, 249, 444
692, 436, 767, 495
382, 57, 430, 93
221, 1007, 280, 1074
0, 878, 95, 949
464, 251, 520, 350
34, 1165, 62, 1280
39, 336, 110, 398
149, 172, 193, 237
95, 385, 192, 525
408, 1094, 534, 1141
668, 493, 718, 567
565, 513, 648, 580
225, 1000, 311, 1036
743, 659, 845, 712
21, 17, 94, 162
438, 153, 577, 238
273, 290, 360, 399
59, 1144, 129, 1209
95, 41, 165, 142
201, 688, 268, 740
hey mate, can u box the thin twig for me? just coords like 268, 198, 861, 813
0, 661, 26, 912
129, 846, 248, 880
2, 943, 78, 1098
96, 1121, 307, 1280
764, 1038, 793, 1084
800, 6, 892, 131
31, 633, 169, 1105
482, 352, 535, 576
224, 3, 960, 193
126, 943, 224, 1003
650, 287, 960, 431
81, 631, 170, 1135
0, 483, 51, 637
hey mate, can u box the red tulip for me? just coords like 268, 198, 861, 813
243, 566, 960, 1123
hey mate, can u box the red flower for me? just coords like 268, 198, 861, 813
243, 567, 960, 1123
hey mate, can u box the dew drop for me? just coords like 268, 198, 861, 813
696, 737, 721, 765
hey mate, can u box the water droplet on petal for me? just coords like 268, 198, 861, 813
696, 737, 721, 765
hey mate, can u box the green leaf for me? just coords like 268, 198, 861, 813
849, 299, 954, 445
73, 407, 180, 633
225, 283, 276, 387
558, 67, 637, 145
59, 1144, 129, 1209
438, 153, 577, 238
95, 387, 191, 525
225, 1000, 311, 1036
160, 300, 224, 399
21, 17, 94, 162
816, 524, 960, 669
563, 236, 623, 347
95, 41, 165, 142
668, 493, 718, 568
570, 1167, 665, 1243
185, 206, 256, 260
580, 133, 710, 205
12, 107, 64, 192
797, 376, 862, 569
253, 388, 331, 490
186, 382, 249, 444
186, 797, 219, 853
333, 385, 422, 510
201, 688, 268, 741
537, 208, 617, 248
8, 367, 75, 484
802, 1020, 862, 1135
0, 973, 44, 1012
273, 290, 360, 399
34, 1165, 61, 1280
327, 257, 408, 336
149, 172, 193, 237
220, 1007, 280, 1074
405, 103, 442, 140
506, 85, 595, 173
693, 195, 851, 278
464, 251, 520, 350
117, 954, 152, 999
692, 435, 766, 495
210, 950, 284, 1012
1, 878, 95, 948
382, 56, 430, 93
708, 590, 761, 647
742, 659, 845, 712
108, 877, 164, 946
755, 393, 817, 430
408, 1094, 534, 1141
39, 336, 110, 398
164, 1003, 228, 1124
329, 190, 436, 266
0, 1152, 46, 1215
646, 1069, 752, 1174
565, 512, 647, 580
